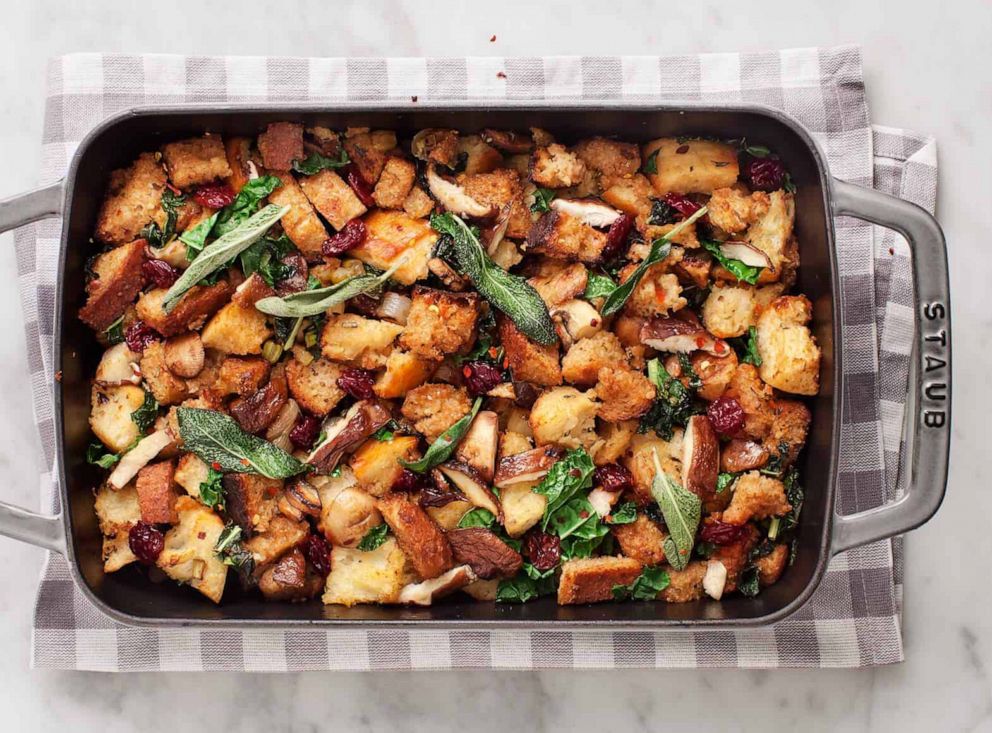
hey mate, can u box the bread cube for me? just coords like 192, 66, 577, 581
95, 152, 168, 245
157, 496, 228, 603
642, 138, 739, 194
755, 295, 820, 395
557, 556, 642, 605
498, 316, 562, 387
93, 482, 141, 572
135, 282, 232, 337
299, 169, 367, 231
399, 286, 480, 360
285, 355, 346, 416
79, 240, 147, 330
350, 210, 438, 286
267, 172, 328, 259
373, 157, 417, 209
322, 537, 408, 606
320, 313, 403, 370
161, 136, 232, 188
89, 384, 146, 453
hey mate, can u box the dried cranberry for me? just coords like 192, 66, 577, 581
141, 259, 179, 288
349, 292, 381, 317
462, 361, 503, 396
602, 213, 635, 260
523, 529, 561, 571
336, 368, 376, 400
302, 534, 332, 577
707, 397, 746, 436
289, 413, 321, 449
321, 219, 368, 257
275, 252, 309, 295
128, 522, 164, 564
661, 192, 702, 219
593, 463, 634, 494
192, 183, 236, 209
699, 521, 748, 546
124, 321, 160, 353
393, 469, 426, 493
344, 164, 376, 208
742, 157, 787, 192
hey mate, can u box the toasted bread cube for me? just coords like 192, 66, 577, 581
157, 496, 228, 603
89, 384, 146, 453
299, 169, 367, 231
498, 316, 562, 387
224, 136, 253, 193
285, 355, 346, 416
223, 473, 282, 536
530, 143, 586, 188
617, 262, 685, 318
161, 136, 232, 188
702, 283, 757, 339
135, 459, 178, 524
163, 332, 205, 378
373, 157, 417, 209
590, 419, 637, 466
558, 556, 642, 605
529, 386, 600, 452
723, 363, 775, 441
136, 282, 232, 337
267, 172, 328, 258
95, 343, 141, 387
174, 453, 210, 500
573, 137, 641, 186
561, 331, 626, 386
767, 398, 811, 466
403, 186, 434, 219
611, 514, 667, 566
139, 341, 189, 405
595, 367, 655, 422
527, 260, 589, 308
377, 494, 454, 580
350, 210, 438, 285
458, 169, 532, 239
322, 537, 408, 606
660, 561, 707, 603
94, 482, 141, 572
213, 356, 270, 396
401, 384, 472, 442
373, 349, 437, 399
425, 499, 473, 531
527, 210, 609, 264
321, 313, 403, 370
757, 544, 789, 587
745, 190, 796, 277
344, 131, 390, 185
501, 481, 547, 538
243, 514, 309, 566
601, 173, 654, 219
95, 153, 167, 245
349, 436, 421, 497
200, 300, 272, 356
643, 138, 739, 194
722, 471, 791, 526
257, 122, 303, 171
399, 286, 480, 360
79, 240, 147, 330
756, 295, 820, 396
688, 350, 739, 402
708, 186, 771, 234
457, 134, 502, 175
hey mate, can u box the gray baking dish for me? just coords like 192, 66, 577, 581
0, 102, 952, 629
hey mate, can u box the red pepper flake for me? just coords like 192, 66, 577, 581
675, 144, 690, 154
165, 182, 182, 195
488, 347, 498, 359
462, 366, 473, 378
695, 335, 707, 348
496, 71, 507, 79
240, 458, 250, 466
265, 485, 278, 497
579, 510, 589, 520
211, 462, 222, 471
490, 35, 497, 42
197, 531, 206, 540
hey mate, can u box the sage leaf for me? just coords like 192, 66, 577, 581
163, 204, 289, 313
357, 523, 390, 551
177, 407, 309, 479
649, 448, 701, 571
458, 507, 497, 529
700, 239, 762, 285
532, 448, 595, 530
212, 175, 282, 238
430, 213, 556, 345
601, 205, 708, 316
179, 211, 219, 257
291, 150, 350, 175
400, 397, 483, 474
583, 272, 618, 300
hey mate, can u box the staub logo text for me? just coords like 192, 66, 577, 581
922, 302, 948, 428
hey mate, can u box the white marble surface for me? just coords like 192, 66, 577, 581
0, 1, 987, 730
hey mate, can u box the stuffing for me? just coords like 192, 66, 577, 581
399, 286, 480, 360
757, 544, 789, 587
660, 561, 708, 603
590, 419, 637, 466
573, 137, 641, 187
744, 190, 796, 278
490, 238, 523, 270
673, 249, 713, 289
93, 482, 141, 572
561, 331, 627, 386
618, 262, 686, 317
702, 283, 757, 338
377, 494, 454, 580
285, 355, 346, 416
373, 348, 437, 399
755, 295, 820, 396
498, 316, 562, 387
258, 548, 323, 602
350, 209, 438, 285
349, 436, 421, 497
200, 299, 272, 355
458, 169, 532, 239
224, 136, 254, 192
401, 383, 472, 442
79, 240, 147, 330
527, 210, 609, 263
530, 143, 587, 188
707, 186, 771, 234
89, 384, 146, 453
595, 367, 655, 422
642, 138, 739, 194
173, 453, 210, 500
94, 153, 168, 245
373, 157, 417, 209
243, 515, 310, 567
413, 128, 460, 166
222, 473, 282, 536
529, 386, 600, 451
157, 496, 228, 603
213, 356, 270, 397
267, 172, 329, 258
611, 514, 667, 566
320, 313, 404, 370
298, 169, 367, 231
134, 459, 179, 524
403, 186, 435, 219
257, 122, 304, 171
708, 523, 759, 593
344, 130, 391, 185
686, 350, 738, 402
601, 173, 654, 221
526, 260, 589, 308
162, 332, 205, 378
136, 281, 232, 337
161, 136, 232, 188
722, 471, 791, 526
95, 343, 141, 387
558, 556, 643, 605
322, 538, 407, 606
139, 341, 189, 405
317, 470, 382, 548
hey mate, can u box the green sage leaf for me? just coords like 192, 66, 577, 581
700, 239, 763, 285
649, 448, 701, 571
357, 523, 390, 551
532, 448, 595, 530
212, 175, 282, 238
583, 272, 618, 300
400, 397, 483, 474
291, 150, 350, 175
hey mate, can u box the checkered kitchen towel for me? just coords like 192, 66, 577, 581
15, 46, 938, 670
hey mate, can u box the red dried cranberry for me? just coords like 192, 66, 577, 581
274, 252, 308, 295
462, 361, 503, 396
593, 463, 634, 493
289, 413, 321, 449
322, 219, 368, 257
141, 259, 179, 288
700, 521, 748, 546
523, 529, 561, 571
336, 368, 376, 400
662, 192, 702, 219
124, 321, 160, 353
302, 533, 332, 577
742, 157, 787, 192
344, 164, 376, 208
192, 183, 237, 209
707, 397, 746, 436
349, 292, 381, 317
602, 213, 635, 259
393, 469, 425, 493
128, 522, 164, 564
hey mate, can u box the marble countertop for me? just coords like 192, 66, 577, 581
0, 1, 987, 730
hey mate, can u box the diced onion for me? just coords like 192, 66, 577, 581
375, 292, 412, 325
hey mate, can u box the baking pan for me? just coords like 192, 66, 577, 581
0, 102, 951, 629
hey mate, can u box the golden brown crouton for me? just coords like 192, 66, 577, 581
413, 128, 460, 166
611, 514, 667, 566
350, 436, 420, 497
458, 169, 532, 239
377, 494, 454, 580
498, 316, 562, 386
135, 459, 179, 524
618, 262, 686, 318
757, 544, 789, 587
243, 515, 309, 567
723, 363, 775, 440
458, 134, 503, 175
527, 210, 609, 264
173, 453, 210, 499
344, 131, 391, 185
89, 384, 146, 453
401, 383, 472, 442
223, 473, 282, 536
135, 281, 232, 337
642, 138, 739, 194
526, 259, 589, 308
601, 173, 654, 220
595, 367, 655, 422
557, 556, 642, 605
373, 157, 417, 209
93, 481, 141, 571
756, 295, 820, 396
157, 496, 228, 603
573, 137, 641, 187
373, 349, 437, 399
530, 143, 587, 188
94, 153, 167, 245
660, 561, 707, 603
213, 356, 270, 397
139, 341, 189, 405
267, 172, 328, 258
399, 286, 480, 360
529, 386, 600, 451
403, 186, 434, 219
320, 313, 403, 370
257, 122, 304, 171
669, 349, 739, 402
722, 471, 791, 526
161, 136, 232, 188
79, 240, 147, 330
299, 169, 367, 231
285, 355, 346, 416
702, 283, 757, 339
163, 332, 205, 378
200, 300, 271, 355
766, 398, 812, 466
561, 331, 627, 386
350, 210, 438, 285
322, 537, 407, 606
708, 523, 759, 593
590, 419, 637, 466
499, 430, 534, 459
707, 186, 771, 234
745, 190, 796, 277
673, 249, 713, 289
224, 136, 254, 193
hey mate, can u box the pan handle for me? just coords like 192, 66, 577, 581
829, 179, 951, 555
0, 181, 66, 554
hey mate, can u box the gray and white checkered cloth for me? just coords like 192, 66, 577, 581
15, 46, 937, 670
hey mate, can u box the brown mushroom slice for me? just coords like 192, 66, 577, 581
720, 439, 769, 473
426, 164, 496, 219
481, 204, 513, 255
448, 527, 523, 579
411, 128, 459, 165
437, 461, 502, 520
108, 430, 174, 489
306, 400, 392, 474
719, 241, 774, 271
551, 299, 603, 348
640, 315, 731, 357
427, 256, 468, 291
681, 415, 719, 501
397, 565, 477, 606
454, 411, 499, 482
550, 198, 622, 229
493, 445, 565, 488
480, 128, 533, 154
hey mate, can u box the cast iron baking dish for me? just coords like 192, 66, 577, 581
0, 102, 952, 629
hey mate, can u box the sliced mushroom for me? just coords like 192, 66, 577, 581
163, 332, 205, 378
427, 256, 468, 291
551, 299, 603, 347
306, 400, 392, 473
454, 411, 499, 483
493, 445, 565, 488
480, 128, 533, 154
411, 128, 459, 166
108, 430, 174, 489
720, 439, 769, 473
397, 564, 477, 606
95, 343, 142, 386
587, 487, 622, 518
426, 164, 496, 219
702, 559, 728, 600
681, 415, 719, 501
550, 198, 622, 229
278, 478, 322, 521
719, 241, 774, 271
640, 313, 730, 356
447, 527, 523, 579
481, 204, 513, 255
437, 461, 502, 520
